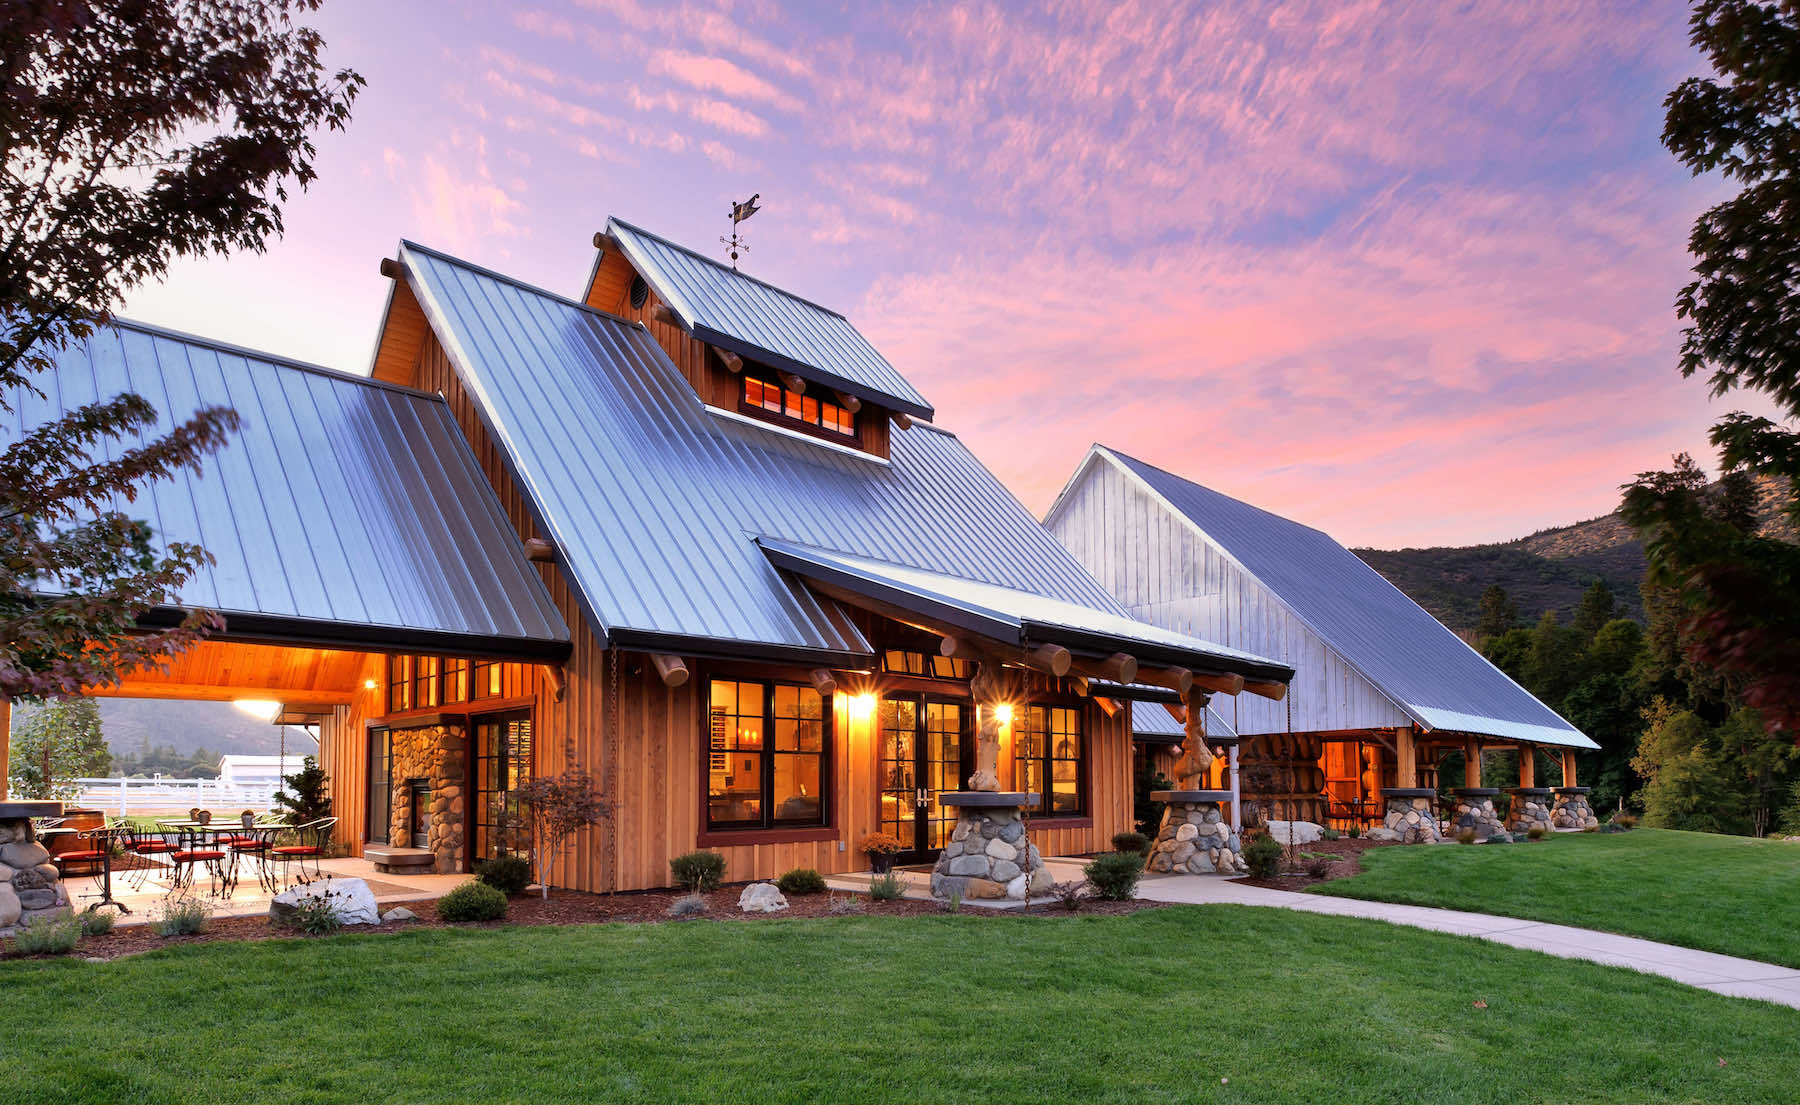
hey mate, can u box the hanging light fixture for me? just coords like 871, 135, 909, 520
232, 699, 282, 721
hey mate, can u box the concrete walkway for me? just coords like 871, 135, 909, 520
1134, 873, 1800, 1010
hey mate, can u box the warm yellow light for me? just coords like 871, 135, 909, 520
363, 679, 377, 690
849, 693, 876, 721
233, 699, 282, 721
994, 704, 1013, 724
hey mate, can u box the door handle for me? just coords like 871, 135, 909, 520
916, 787, 927, 808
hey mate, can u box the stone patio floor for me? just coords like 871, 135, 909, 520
60, 857, 464, 927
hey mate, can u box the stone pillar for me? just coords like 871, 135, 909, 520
1377, 788, 1441, 843
1507, 787, 1554, 833
1146, 790, 1244, 874
0, 801, 71, 936
1550, 787, 1599, 830
389, 724, 467, 873
931, 793, 1052, 900
1451, 788, 1505, 838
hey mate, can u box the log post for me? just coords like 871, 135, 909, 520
1395, 726, 1417, 789
0, 691, 9, 801
650, 654, 689, 688
1561, 749, 1577, 787
1172, 686, 1215, 789
967, 661, 1004, 791
1464, 738, 1482, 789
1517, 746, 1535, 788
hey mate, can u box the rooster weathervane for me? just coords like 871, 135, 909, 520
721, 192, 760, 270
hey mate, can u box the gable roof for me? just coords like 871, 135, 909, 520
3, 320, 570, 659
1128, 698, 1238, 744
396, 241, 1287, 677
1052, 446, 1595, 749
605, 216, 933, 420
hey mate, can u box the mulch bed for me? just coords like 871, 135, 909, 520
1233, 835, 1400, 890
10, 882, 1171, 963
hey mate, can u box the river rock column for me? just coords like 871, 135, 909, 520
0, 801, 72, 937
931, 794, 1053, 900
1377, 788, 1442, 843
1507, 787, 1554, 834
1451, 788, 1506, 838
1550, 787, 1599, 830
1147, 790, 1244, 874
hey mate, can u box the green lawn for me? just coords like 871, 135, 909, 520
1318, 828, 1800, 967
4, 908, 1798, 1104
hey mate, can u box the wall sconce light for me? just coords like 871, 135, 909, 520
363, 679, 377, 690
994, 703, 1013, 724
849, 693, 876, 722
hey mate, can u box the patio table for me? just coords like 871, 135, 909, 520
154, 822, 279, 897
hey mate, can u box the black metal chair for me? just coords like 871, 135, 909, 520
267, 817, 337, 887
167, 824, 229, 897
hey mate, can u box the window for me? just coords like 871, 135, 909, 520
1014, 705, 1083, 816
387, 654, 530, 714
880, 649, 972, 680
708, 678, 830, 830
366, 728, 392, 844
740, 373, 857, 440
474, 711, 533, 860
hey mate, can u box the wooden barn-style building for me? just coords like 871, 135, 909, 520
3, 220, 1296, 892
1047, 446, 1600, 838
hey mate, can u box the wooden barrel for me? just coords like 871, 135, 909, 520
45, 807, 103, 856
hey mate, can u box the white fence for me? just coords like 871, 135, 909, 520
70, 776, 285, 815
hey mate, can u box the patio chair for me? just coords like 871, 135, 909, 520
220, 812, 279, 893
267, 817, 337, 886
168, 824, 228, 897
118, 821, 179, 890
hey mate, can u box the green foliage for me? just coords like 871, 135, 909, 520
1242, 833, 1284, 877
507, 767, 612, 900
1082, 852, 1144, 901
1133, 760, 1173, 837
11, 915, 81, 956
826, 894, 866, 916
272, 755, 332, 825
1572, 581, 1617, 642
666, 892, 709, 918
775, 868, 826, 896
150, 896, 213, 937
1527, 825, 1547, 841
1050, 880, 1086, 911
1633, 700, 1797, 836
1477, 584, 1521, 640
475, 854, 534, 896
7, 697, 110, 800
1111, 831, 1150, 856
669, 851, 725, 892
77, 907, 115, 937
1780, 779, 1800, 837
868, 872, 905, 901
436, 881, 508, 923
279, 893, 345, 937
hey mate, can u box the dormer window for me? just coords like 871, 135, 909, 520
741, 370, 857, 442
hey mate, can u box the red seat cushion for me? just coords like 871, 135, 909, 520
271, 846, 321, 856
133, 842, 176, 853
56, 850, 106, 861
230, 841, 270, 851
218, 835, 260, 844
172, 850, 225, 862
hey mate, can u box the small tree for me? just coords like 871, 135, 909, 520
509, 768, 612, 900
8, 696, 110, 800
272, 755, 331, 824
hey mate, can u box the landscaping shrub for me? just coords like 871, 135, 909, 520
776, 867, 827, 896
670, 850, 725, 892
1111, 831, 1151, 856
1320, 827, 1341, 841
150, 896, 214, 937
1486, 833, 1513, 845
826, 894, 866, 916
1083, 852, 1144, 901
1457, 828, 1478, 845
1346, 825, 1360, 838
475, 854, 534, 896
1527, 825, 1547, 840
279, 891, 346, 936
1051, 880, 1086, 911
667, 892, 709, 918
1306, 858, 1331, 878
437, 881, 508, 923
868, 872, 905, 901
1242, 833, 1284, 877
12, 914, 80, 956
938, 890, 963, 913
78, 907, 115, 937
1614, 813, 1638, 830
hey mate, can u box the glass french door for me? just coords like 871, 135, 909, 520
879, 696, 969, 863
471, 710, 533, 866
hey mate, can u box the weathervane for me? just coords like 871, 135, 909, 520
721, 192, 760, 269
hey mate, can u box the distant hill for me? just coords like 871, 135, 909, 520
1355, 475, 1793, 633
13, 697, 318, 774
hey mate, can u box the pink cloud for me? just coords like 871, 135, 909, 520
648, 49, 803, 112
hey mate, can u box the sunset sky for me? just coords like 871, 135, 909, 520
123, 0, 1735, 548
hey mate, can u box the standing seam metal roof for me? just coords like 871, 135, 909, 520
3, 320, 570, 657
398, 241, 1246, 668
1082, 447, 1595, 749
606, 217, 933, 420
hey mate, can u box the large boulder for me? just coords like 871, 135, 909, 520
269, 877, 381, 926
1265, 821, 1325, 846
737, 883, 789, 913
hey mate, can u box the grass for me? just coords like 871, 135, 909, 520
1318, 828, 1800, 967
3, 908, 1798, 1104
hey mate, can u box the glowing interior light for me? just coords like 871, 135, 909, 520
849, 693, 877, 721
994, 704, 1013, 724
233, 699, 282, 721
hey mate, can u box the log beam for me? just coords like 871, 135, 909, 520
592, 231, 617, 252
891, 412, 913, 431
1162, 701, 1187, 725
1191, 671, 1245, 696
1242, 678, 1288, 701
649, 302, 682, 328
1092, 695, 1121, 718
1024, 643, 1072, 678
523, 537, 555, 563
1464, 738, 1482, 789
809, 668, 838, 696
1561, 749, 1577, 787
1395, 726, 1417, 789
1137, 666, 1194, 695
378, 257, 402, 280
1518, 746, 1535, 788
650, 653, 690, 688
831, 389, 862, 413
778, 370, 808, 395
1072, 652, 1137, 685
1068, 674, 1090, 697
714, 347, 743, 374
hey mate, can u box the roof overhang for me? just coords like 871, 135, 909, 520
756, 537, 1293, 683
134, 606, 573, 664
689, 324, 936, 421
1412, 707, 1600, 750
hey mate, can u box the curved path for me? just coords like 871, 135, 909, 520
1132, 872, 1800, 1010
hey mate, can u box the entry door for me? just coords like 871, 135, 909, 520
879, 697, 969, 863
471, 710, 533, 867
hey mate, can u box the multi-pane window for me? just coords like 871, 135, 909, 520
742, 374, 856, 439
387, 654, 529, 714
474, 712, 533, 860
366, 728, 392, 844
880, 650, 973, 680
1014, 705, 1083, 816
708, 679, 829, 830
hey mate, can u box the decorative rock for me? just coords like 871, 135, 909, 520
1148, 797, 1247, 875
1365, 827, 1401, 842
1380, 790, 1443, 844
929, 797, 1048, 900
380, 907, 420, 924
269, 877, 381, 926
991, 859, 1021, 883
1266, 820, 1325, 845
1550, 788, 1600, 830
1175, 823, 1198, 842
0, 882, 19, 928
737, 883, 789, 913
0, 841, 50, 869
984, 836, 1016, 860
999, 821, 1024, 843
947, 854, 991, 878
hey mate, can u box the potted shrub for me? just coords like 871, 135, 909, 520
861, 832, 904, 874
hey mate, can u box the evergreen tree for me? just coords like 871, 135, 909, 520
1572, 580, 1616, 643
1477, 584, 1521, 640
273, 755, 331, 824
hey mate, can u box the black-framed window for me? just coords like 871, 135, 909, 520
474, 710, 533, 860
880, 649, 972, 680
366, 727, 392, 844
740, 372, 858, 442
707, 678, 830, 830
387, 654, 529, 714
1014, 705, 1083, 816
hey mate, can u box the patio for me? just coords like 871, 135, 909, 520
59, 856, 463, 927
